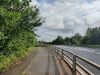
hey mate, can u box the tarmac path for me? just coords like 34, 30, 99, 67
1, 47, 72, 75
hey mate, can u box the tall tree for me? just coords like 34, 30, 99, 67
0, 0, 42, 54
51, 36, 64, 45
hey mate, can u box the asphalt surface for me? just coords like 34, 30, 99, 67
56, 45, 100, 75
0, 47, 72, 75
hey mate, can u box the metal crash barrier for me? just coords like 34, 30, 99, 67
46, 45, 100, 75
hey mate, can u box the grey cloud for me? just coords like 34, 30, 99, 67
34, 0, 100, 41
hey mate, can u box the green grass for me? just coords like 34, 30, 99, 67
85, 45, 100, 48
73, 45, 100, 49
0, 47, 36, 72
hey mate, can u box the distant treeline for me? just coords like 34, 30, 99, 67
48, 27, 100, 45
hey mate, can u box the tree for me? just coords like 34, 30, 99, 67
0, 0, 42, 54
71, 33, 82, 45
0, 0, 43, 71
51, 36, 64, 45
64, 37, 71, 45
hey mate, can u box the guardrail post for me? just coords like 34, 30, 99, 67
56, 49, 58, 56
72, 55, 76, 75
61, 49, 64, 60
54, 47, 55, 52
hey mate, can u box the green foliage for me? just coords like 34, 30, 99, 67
51, 33, 83, 45
64, 37, 71, 45
50, 27, 100, 45
71, 33, 83, 45
0, 0, 42, 71
51, 36, 65, 45
82, 27, 100, 45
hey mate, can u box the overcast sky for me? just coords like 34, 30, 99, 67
32, 0, 100, 42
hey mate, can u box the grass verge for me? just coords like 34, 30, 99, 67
0, 47, 36, 72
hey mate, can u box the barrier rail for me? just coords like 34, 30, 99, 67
47, 45, 100, 75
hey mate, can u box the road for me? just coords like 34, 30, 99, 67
0, 47, 72, 75
56, 45, 100, 75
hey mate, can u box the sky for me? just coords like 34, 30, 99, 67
31, 0, 100, 42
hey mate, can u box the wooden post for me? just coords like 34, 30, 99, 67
61, 49, 64, 60
56, 49, 58, 56
72, 55, 76, 75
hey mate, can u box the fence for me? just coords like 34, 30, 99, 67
46, 45, 100, 75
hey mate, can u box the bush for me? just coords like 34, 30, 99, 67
0, 0, 42, 71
